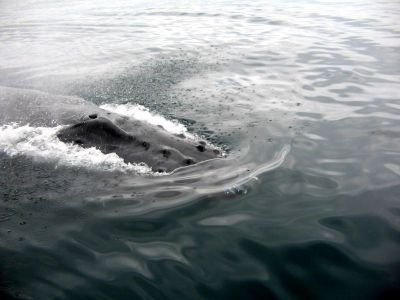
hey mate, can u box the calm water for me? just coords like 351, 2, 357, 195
1, 0, 400, 299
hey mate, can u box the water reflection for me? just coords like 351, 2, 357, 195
1, 0, 400, 299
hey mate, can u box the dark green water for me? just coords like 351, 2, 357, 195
0, 0, 400, 299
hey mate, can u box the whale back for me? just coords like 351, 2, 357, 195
0, 86, 220, 172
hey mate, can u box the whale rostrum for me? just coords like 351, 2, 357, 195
57, 115, 219, 172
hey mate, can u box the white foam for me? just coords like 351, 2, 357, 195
0, 123, 152, 174
100, 103, 195, 139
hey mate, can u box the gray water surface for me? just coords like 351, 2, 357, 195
0, 0, 400, 299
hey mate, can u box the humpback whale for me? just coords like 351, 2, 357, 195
0, 86, 220, 172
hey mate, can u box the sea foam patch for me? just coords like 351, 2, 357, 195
0, 123, 152, 174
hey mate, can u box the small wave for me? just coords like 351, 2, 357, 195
100, 103, 195, 138
0, 123, 152, 174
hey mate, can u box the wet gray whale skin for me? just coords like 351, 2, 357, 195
0, 86, 219, 172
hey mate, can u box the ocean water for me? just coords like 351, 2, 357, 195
0, 0, 400, 299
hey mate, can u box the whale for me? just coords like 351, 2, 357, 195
0, 86, 220, 172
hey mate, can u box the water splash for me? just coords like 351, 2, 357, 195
100, 103, 194, 138
0, 123, 152, 174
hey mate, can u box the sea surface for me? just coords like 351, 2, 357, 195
0, 0, 400, 299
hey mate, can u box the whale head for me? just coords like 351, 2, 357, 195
57, 114, 219, 172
